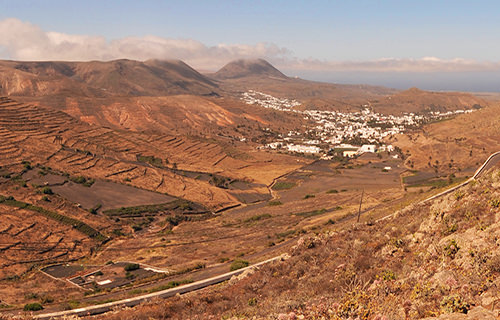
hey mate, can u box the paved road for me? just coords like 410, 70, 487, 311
25, 151, 500, 319
473, 151, 500, 179
377, 151, 500, 222
32, 255, 285, 319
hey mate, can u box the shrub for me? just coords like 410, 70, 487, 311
41, 187, 53, 195
165, 215, 184, 226
230, 259, 249, 271
244, 213, 271, 223
303, 194, 315, 199
440, 295, 469, 313
294, 208, 326, 218
380, 270, 396, 281
272, 181, 296, 191
267, 200, 282, 206
444, 239, 460, 259
23, 303, 43, 311
70, 175, 95, 187
487, 255, 500, 273
327, 189, 339, 194
124, 263, 140, 271
490, 199, 500, 208
248, 297, 258, 306
22, 161, 32, 171
89, 204, 102, 214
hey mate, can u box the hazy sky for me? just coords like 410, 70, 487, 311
1, 0, 500, 91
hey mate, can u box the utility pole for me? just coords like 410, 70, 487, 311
357, 189, 364, 223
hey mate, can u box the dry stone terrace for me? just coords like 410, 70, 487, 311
0, 203, 91, 278
0, 96, 301, 211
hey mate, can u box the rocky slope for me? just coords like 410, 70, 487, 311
0, 59, 219, 97
94, 165, 500, 319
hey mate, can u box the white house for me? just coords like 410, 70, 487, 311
343, 150, 358, 158
359, 144, 376, 154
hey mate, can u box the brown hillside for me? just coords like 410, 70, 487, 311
96, 165, 500, 319
372, 87, 485, 114
0, 59, 219, 98
0, 96, 303, 210
389, 101, 500, 174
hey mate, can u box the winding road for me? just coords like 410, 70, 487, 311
24, 151, 500, 319
33, 255, 285, 320
376, 151, 500, 222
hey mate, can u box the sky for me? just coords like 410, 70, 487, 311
1, 0, 500, 91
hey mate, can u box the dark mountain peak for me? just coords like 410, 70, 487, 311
213, 59, 287, 80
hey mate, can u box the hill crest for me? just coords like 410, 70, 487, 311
213, 59, 288, 80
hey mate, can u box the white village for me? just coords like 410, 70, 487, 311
242, 90, 475, 159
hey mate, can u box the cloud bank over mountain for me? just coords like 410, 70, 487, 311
1, 18, 499, 77
0, 18, 290, 70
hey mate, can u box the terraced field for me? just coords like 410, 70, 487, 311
0, 203, 91, 278
0, 97, 302, 211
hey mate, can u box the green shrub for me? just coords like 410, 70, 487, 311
272, 181, 296, 191
41, 187, 53, 195
248, 297, 258, 306
454, 190, 465, 201
303, 194, 315, 199
244, 213, 271, 223
440, 295, 469, 313
490, 199, 500, 208
23, 303, 43, 311
148, 279, 193, 293
294, 208, 326, 218
326, 189, 339, 194
136, 155, 163, 167
124, 263, 140, 271
444, 239, 460, 259
380, 270, 396, 281
267, 200, 282, 206
230, 259, 250, 271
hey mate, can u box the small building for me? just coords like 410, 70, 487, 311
359, 144, 377, 154
343, 150, 358, 158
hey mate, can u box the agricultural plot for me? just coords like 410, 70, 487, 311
51, 180, 176, 212
0, 203, 91, 278
275, 158, 404, 203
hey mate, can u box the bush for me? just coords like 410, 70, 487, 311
490, 199, 500, 208
41, 187, 53, 195
444, 239, 460, 259
272, 181, 296, 191
380, 270, 396, 281
267, 200, 282, 206
248, 297, 258, 306
244, 213, 271, 223
23, 303, 43, 311
303, 194, 315, 199
487, 255, 500, 272
230, 259, 249, 271
440, 295, 469, 313
326, 189, 339, 194
124, 263, 140, 271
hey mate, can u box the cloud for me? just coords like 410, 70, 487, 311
0, 18, 499, 73
279, 57, 500, 73
0, 18, 291, 70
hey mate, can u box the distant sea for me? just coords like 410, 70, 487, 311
289, 70, 500, 92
